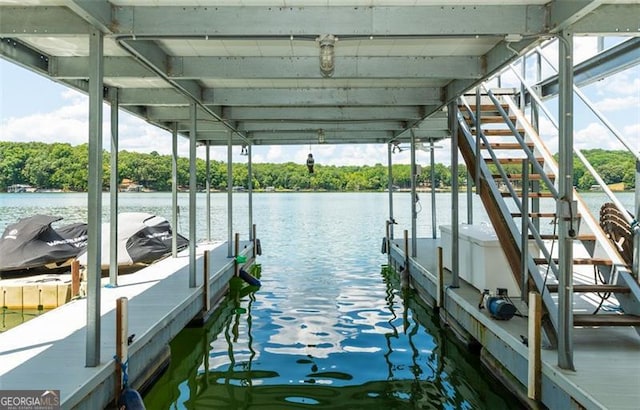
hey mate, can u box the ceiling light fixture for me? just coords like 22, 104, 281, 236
318, 34, 337, 77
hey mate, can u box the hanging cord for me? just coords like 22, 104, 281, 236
540, 217, 558, 300
592, 264, 614, 315
113, 354, 130, 390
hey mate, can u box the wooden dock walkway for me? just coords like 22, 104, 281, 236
388, 237, 640, 410
0, 241, 253, 409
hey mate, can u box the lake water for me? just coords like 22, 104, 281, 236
0, 191, 635, 408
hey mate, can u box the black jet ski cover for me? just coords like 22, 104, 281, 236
77, 212, 188, 268
0, 215, 88, 272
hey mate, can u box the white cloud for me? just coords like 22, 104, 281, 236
594, 96, 639, 112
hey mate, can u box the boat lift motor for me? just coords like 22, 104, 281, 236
479, 288, 516, 320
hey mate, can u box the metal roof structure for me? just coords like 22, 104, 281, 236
1, 1, 638, 147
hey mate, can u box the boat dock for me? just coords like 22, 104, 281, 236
388, 237, 640, 410
0, 241, 254, 409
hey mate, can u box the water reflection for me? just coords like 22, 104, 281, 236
145, 267, 520, 409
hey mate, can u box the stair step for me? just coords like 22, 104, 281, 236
546, 284, 630, 293
501, 192, 554, 198
530, 234, 596, 241
459, 103, 510, 112
534, 257, 613, 266
573, 314, 640, 327
466, 115, 516, 124
485, 157, 544, 164
482, 142, 535, 150
511, 212, 558, 218
472, 129, 524, 136
493, 173, 555, 181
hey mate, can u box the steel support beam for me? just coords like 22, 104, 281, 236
387, 143, 394, 240
171, 123, 178, 257
227, 132, 233, 258
248, 144, 254, 241
206, 141, 211, 242
109, 88, 119, 287
86, 28, 103, 368
221, 106, 428, 121
188, 102, 197, 288
557, 30, 575, 371
450, 101, 460, 288
410, 129, 417, 258
111, 5, 545, 36
430, 140, 437, 239
0, 7, 91, 35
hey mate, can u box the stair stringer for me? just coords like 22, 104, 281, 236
455, 109, 560, 346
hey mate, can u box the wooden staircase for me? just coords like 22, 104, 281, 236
456, 89, 640, 341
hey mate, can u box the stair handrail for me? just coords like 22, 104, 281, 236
458, 94, 559, 275
507, 55, 636, 230
458, 96, 523, 203
503, 94, 632, 271
481, 85, 560, 199
455, 106, 561, 332
535, 46, 640, 163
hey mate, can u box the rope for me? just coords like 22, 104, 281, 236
113, 354, 129, 389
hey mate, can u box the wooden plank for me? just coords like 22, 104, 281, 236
485, 157, 544, 164
546, 284, 630, 293
534, 258, 613, 266
528, 292, 541, 400
482, 142, 534, 150
530, 234, 596, 241
501, 192, 554, 198
493, 173, 555, 181
437, 246, 444, 309
574, 314, 640, 327
511, 212, 557, 218
466, 115, 516, 124
116, 297, 128, 397
473, 129, 524, 136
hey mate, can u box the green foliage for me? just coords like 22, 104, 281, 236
0, 142, 635, 192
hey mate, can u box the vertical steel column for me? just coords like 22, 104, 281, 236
188, 102, 197, 288
466, 171, 473, 225
248, 143, 254, 241
633, 160, 639, 277
171, 123, 178, 257
521, 162, 529, 302
532, 51, 542, 233
86, 28, 103, 367
227, 132, 233, 257
430, 140, 437, 239
109, 88, 119, 287
557, 30, 575, 371
410, 129, 417, 257
450, 101, 460, 288
206, 141, 211, 242
387, 143, 395, 239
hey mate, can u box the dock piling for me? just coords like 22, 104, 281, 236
437, 246, 444, 310
528, 291, 542, 400
71, 260, 80, 298
116, 297, 129, 396
203, 250, 211, 312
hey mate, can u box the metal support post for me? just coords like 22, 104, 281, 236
109, 88, 119, 287
387, 143, 395, 239
86, 28, 103, 367
189, 102, 197, 288
466, 170, 473, 225
171, 123, 178, 257
248, 144, 254, 241
634, 160, 639, 278
410, 129, 417, 258
206, 141, 211, 242
557, 30, 575, 371
227, 132, 233, 257
521, 162, 529, 302
450, 101, 460, 288
430, 140, 437, 239
475, 88, 481, 188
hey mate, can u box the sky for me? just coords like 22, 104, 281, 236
1, 37, 638, 167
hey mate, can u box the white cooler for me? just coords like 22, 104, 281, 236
440, 224, 536, 297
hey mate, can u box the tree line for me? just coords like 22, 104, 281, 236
0, 141, 635, 192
